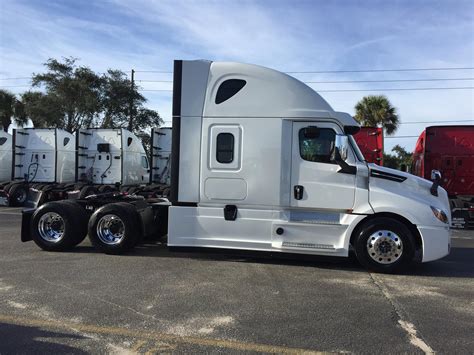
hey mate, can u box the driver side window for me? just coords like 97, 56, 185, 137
299, 128, 336, 164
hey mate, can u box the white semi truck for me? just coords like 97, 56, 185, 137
21, 60, 451, 273
0, 131, 12, 183
0, 128, 76, 206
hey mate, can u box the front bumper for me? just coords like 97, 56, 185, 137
418, 225, 451, 262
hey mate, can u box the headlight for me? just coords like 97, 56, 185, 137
431, 206, 449, 224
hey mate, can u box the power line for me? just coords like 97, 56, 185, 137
286, 67, 474, 74
3, 85, 474, 93
136, 80, 173, 83
318, 86, 474, 92
0, 85, 32, 88
132, 66, 474, 75
134, 70, 172, 73
140, 89, 173, 92
135, 77, 474, 84
139, 86, 474, 92
305, 78, 474, 84
399, 119, 474, 124
4, 66, 474, 80
0, 77, 31, 81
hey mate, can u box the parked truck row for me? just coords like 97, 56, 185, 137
0, 127, 172, 207
19, 59, 452, 273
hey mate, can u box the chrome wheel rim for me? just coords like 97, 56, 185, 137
96, 214, 125, 245
38, 212, 65, 243
367, 230, 403, 264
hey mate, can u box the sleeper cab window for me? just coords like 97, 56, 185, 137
299, 127, 336, 164
216, 133, 234, 163
215, 79, 246, 104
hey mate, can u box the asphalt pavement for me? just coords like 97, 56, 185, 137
0, 206, 472, 354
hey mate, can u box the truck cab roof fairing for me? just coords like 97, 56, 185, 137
202, 62, 358, 126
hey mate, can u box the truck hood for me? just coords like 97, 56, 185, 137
368, 164, 450, 211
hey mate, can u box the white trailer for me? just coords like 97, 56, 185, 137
0, 128, 75, 206
0, 131, 12, 183
22, 60, 451, 273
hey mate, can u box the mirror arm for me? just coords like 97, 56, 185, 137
430, 175, 441, 197
334, 151, 357, 175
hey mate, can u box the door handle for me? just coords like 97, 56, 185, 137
294, 185, 304, 200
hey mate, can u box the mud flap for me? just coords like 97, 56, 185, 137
0, 190, 8, 206
21, 209, 35, 242
25, 188, 42, 208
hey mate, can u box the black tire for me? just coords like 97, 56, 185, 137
88, 202, 142, 254
78, 185, 97, 199
353, 217, 416, 273
31, 201, 88, 251
9, 183, 28, 207
98, 185, 114, 193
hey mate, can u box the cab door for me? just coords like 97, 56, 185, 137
290, 122, 356, 210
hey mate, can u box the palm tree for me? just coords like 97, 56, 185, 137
0, 89, 27, 132
354, 95, 400, 135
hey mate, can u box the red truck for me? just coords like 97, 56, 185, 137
353, 127, 383, 165
412, 125, 474, 228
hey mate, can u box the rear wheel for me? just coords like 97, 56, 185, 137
88, 202, 142, 254
354, 217, 415, 273
9, 184, 28, 207
31, 201, 88, 251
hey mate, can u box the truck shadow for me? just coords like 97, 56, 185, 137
72, 240, 474, 278
0, 322, 87, 353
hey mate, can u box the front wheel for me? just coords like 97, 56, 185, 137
354, 217, 416, 273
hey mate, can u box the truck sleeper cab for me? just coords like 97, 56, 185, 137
22, 60, 451, 274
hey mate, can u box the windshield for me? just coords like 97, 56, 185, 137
349, 135, 366, 162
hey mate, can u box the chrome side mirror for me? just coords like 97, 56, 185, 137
431, 169, 441, 181
334, 134, 349, 162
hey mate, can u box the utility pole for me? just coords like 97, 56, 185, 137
129, 69, 135, 131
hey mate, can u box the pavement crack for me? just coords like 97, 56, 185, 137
368, 273, 434, 354
37, 276, 160, 322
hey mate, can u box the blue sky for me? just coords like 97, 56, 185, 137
1, 0, 473, 152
